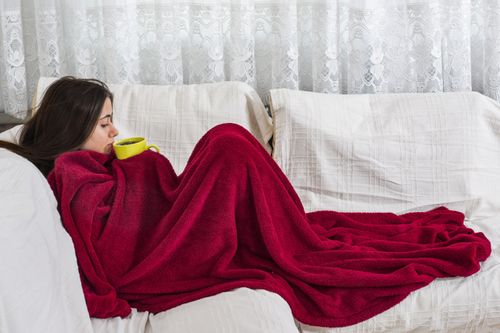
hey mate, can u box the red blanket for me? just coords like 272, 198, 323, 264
48, 123, 491, 327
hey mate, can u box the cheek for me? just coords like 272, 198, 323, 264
83, 128, 108, 152
96, 131, 109, 147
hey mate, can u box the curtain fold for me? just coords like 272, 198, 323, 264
0, 0, 499, 119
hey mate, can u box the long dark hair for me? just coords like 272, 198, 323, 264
0, 76, 113, 176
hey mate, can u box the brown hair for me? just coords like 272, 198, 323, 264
0, 76, 113, 176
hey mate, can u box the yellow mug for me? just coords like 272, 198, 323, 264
113, 137, 160, 160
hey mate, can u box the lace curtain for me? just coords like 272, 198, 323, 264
0, 0, 499, 119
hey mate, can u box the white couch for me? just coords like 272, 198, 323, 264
1, 78, 499, 332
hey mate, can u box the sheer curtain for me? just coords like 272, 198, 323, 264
0, 0, 499, 119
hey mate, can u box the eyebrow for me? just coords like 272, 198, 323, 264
99, 114, 113, 121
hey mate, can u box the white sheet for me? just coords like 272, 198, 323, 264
270, 89, 500, 332
91, 309, 149, 333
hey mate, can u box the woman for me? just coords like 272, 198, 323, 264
0, 77, 491, 327
0, 76, 118, 176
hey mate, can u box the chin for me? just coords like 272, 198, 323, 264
104, 145, 114, 154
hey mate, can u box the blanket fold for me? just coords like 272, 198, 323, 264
48, 123, 491, 327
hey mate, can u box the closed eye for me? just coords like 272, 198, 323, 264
99, 114, 113, 126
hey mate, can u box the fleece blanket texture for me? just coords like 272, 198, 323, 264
47, 123, 491, 327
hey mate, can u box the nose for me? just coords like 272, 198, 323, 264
110, 123, 119, 138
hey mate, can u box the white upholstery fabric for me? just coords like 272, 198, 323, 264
270, 89, 500, 332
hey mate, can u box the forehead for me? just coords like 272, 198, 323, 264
99, 98, 113, 118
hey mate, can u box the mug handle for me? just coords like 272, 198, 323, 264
146, 144, 160, 153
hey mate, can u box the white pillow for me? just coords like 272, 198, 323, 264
147, 288, 300, 333
36, 78, 273, 174
270, 89, 500, 220
0, 124, 23, 143
0, 148, 92, 333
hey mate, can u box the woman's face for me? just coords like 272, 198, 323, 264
81, 98, 119, 154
